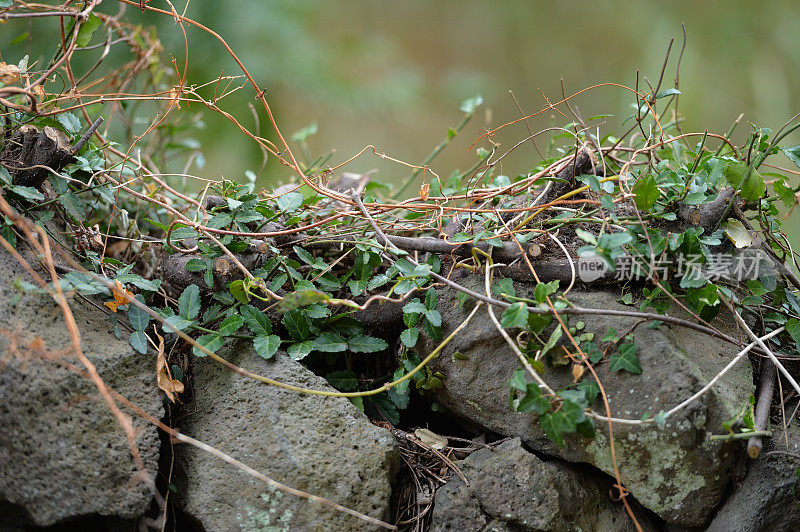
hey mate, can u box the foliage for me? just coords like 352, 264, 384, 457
2, 2, 800, 452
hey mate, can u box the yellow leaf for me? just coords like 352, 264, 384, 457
155, 334, 184, 403
419, 182, 430, 201
0, 62, 20, 85
104, 280, 134, 313
169, 86, 181, 109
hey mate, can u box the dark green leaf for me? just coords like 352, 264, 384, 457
178, 284, 201, 320
56, 111, 81, 134
325, 370, 359, 391
403, 300, 428, 315
288, 340, 314, 360
127, 296, 150, 331
75, 13, 102, 47
240, 304, 272, 336
609, 342, 643, 374
282, 309, 311, 341
348, 335, 388, 353
424, 309, 442, 327
218, 314, 244, 336
785, 318, 800, 350
540, 411, 572, 447
193, 334, 224, 357
313, 332, 348, 353
781, 145, 800, 169
253, 334, 281, 359
129, 331, 148, 354
11, 185, 45, 201
400, 328, 419, 348
632, 172, 659, 211
425, 288, 439, 310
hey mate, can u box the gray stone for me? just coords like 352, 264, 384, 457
0, 249, 163, 527
431, 438, 656, 532
175, 342, 400, 531
416, 275, 753, 527
708, 422, 800, 531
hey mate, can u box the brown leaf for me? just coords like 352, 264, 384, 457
104, 280, 134, 313
169, 86, 181, 109
571, 363, 585, 383
155, 334, 184, 403
419, 182, 430, 201
0, 62, 20, 85
214, 257, 231, 276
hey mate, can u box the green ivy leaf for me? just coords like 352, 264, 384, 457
403, 300, 428, 315
785, 318, 800, 350
325, 370, 359, 391
240, 304, 272, 336
253, 334, 281, 359
127, 296, 150, 331
423, 309, 442, 327
632, 172, 659, 211
163, 314, 193, 332
540, 411, 572, 447
178, 284, 201, 320
313, 332, 348, 353
722, 160, 765, 202
193, 334, 224, 357
774, 178, 796, 208
609, 342, 643, 374
288, 340, 314, 360
400, 328, 419, 348
348, 335, 388, 353
75, 13, 102, 47
533, 280, 559, 303
275, 191, 303, 212
425, 288, 439, 310
228, 280, 249, 303
517, 383, 549, 415
781, 145, 800, 169
492, 278, 516, 299
500, 302, 528, 329
129, 330, 148, 354
56, 111, 81, 134
218, 314, 244, 336
282, 309, 311, 341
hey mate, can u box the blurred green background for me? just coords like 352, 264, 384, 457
124, 0, 800, 191
3, 1, 800, 194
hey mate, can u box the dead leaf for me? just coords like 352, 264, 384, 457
169, 86, 181, 109
104, 280, 134, 313
415, 428, 448, 450
0, 62, 20, 85
419, 182, 430, 201
155, 333, 184, 403
572, 363, 585, 383
32, 84, 45, 100
214, 257, 231, 276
